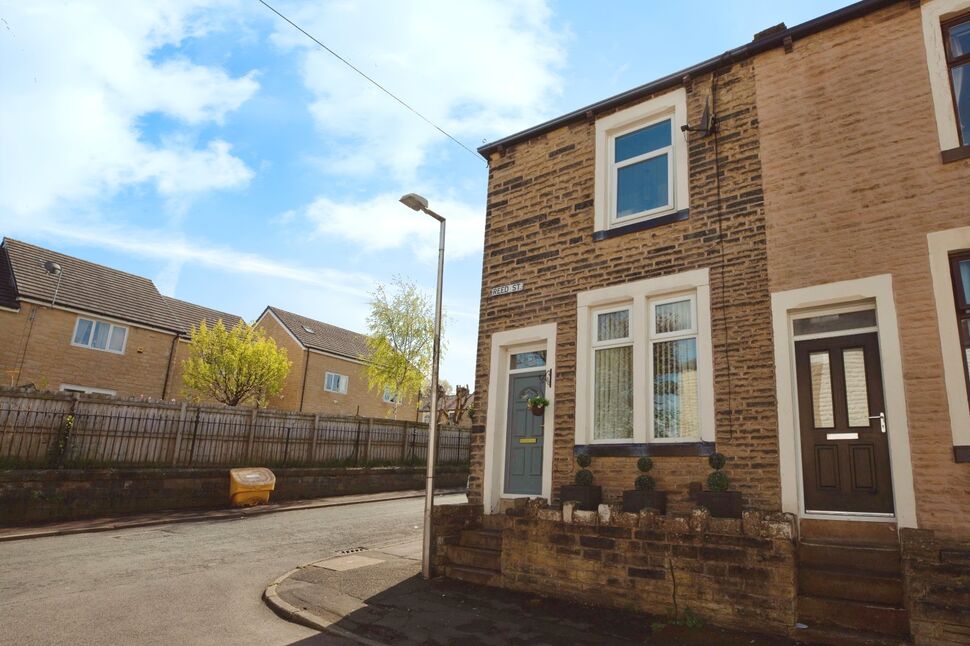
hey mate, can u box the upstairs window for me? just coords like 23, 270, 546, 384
72, 317, 127, 354
614, 119, 673, 219
951, 251, 970, 406
944, 13, 970, 146
383, 386, 398, 404
594, 88, 689, 235
324, 372, 348, 394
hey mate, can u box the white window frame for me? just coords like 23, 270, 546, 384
71, 317, 127, 354
383, 386, 398, 403
324, 372, 348, 394
648, 293, 701, 443
589, 305, 635, 444
922, 0, 970, 151
60, 384, 116, 396
594, 88, 689, 233
575, 268, 715, 447
929, 226, 970, 450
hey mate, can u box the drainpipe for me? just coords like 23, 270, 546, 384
161, 333, 179, 400
298, 348, 310, 412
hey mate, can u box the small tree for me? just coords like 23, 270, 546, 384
365, 277, 440, 418
182, 320, 291, 407
451, 385, 473, 426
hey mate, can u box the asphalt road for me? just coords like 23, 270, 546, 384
0, 493, 466, 646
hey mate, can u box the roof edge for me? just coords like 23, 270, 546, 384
477, 0, 900, 157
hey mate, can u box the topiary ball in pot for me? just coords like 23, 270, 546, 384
636, 456, 654, 473
707, 470, 730, 492
708, 452, 726, 471
576, 453, 592, 468
635, 474, 656, 491
575, 469, 594, 486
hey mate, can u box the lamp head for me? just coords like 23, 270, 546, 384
43, 261, 62, 276
399, 193, 429, 212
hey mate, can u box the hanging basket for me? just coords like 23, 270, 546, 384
529, 403, 546, 416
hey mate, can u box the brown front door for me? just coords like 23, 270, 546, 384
795, 332, 894, 514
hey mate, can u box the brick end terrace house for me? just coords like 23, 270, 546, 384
0, 238, 242, 399
431, 1, 970, 643
254, 306, 416, 419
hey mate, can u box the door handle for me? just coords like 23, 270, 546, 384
868, 412, 886, 433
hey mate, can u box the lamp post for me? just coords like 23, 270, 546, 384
399, 192, 445, 580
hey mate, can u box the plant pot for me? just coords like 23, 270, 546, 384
529, 404, 545, 416
559, 484, 602, 511
622, 490, 667, 515
695, 490, 743, 518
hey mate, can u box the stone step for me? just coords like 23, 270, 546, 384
446, 544, 501, 571
799, 566, 903, 605
799, 539, 901, 575
798, 595, 910, 637
800, 519, 899, 546
792, 624, 911, 646
481, 514, 505, 531
444, 565, 502, 588
459, 529, 503, 551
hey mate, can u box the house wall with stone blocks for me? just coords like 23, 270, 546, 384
472, 59, 778, 514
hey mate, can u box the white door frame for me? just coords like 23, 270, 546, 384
483, 322, 556, 514
771, 274, 918, 528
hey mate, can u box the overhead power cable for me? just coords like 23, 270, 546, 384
257, 0, 482, 162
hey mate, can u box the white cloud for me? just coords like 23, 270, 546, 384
0, 1, 259, 215
270, 0, 565, 180
298, 193, 485, 263
0, 212, 375, 299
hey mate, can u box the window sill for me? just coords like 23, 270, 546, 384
592, 208, 689, 241
574, 441, 714, 458
954, 445, 970, 463
941, 145, 970, 164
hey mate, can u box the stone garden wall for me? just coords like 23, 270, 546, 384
433, 501, 797, 636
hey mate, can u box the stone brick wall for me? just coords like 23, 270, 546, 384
0, 465, 468, 525
472, 59, 779, 513
754, 2, 970, 537
0, 305, 175, 398
901, 528, 970, 645
433, 501, 796, 635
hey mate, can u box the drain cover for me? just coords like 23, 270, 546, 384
335, 546, 367, 555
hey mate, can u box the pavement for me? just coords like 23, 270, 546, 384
0, 492, 466, 646
0, 487, 464, 542
265, 547, 804, 646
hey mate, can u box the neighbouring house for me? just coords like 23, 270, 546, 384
0, 238, 242, 399
432, 1, 970, 643
254, 306, 414, 418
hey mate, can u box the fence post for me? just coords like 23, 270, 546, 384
310, 414, 319, 464
171, 402, 187, 467
400, 422, 409, 463
245, 407, 258, 462
363, 418, 373, 465
187, 408, 201, 466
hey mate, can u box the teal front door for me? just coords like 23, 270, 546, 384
504, 372, 545, 495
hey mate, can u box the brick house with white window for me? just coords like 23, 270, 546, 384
0, 238, 243, 399
254, 306, 416, 419
433, 1, 970, 643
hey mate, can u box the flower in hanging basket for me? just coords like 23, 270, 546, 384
527, 395, 549, 416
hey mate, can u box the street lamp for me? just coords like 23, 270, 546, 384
399, 192, 445, 580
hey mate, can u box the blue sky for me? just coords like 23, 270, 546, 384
0, 0, 846, 387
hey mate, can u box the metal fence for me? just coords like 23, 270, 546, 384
0, 391, 470, 469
